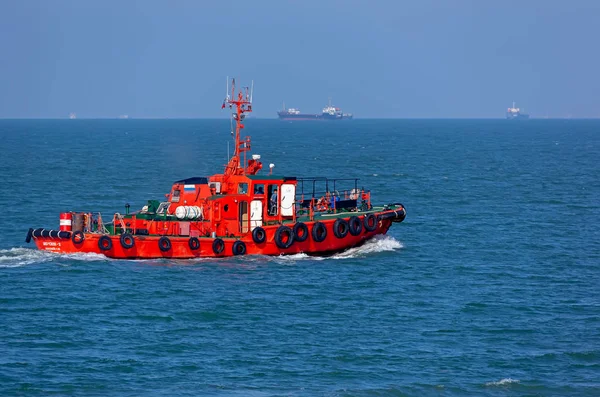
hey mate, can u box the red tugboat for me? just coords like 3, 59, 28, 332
26, 79, 406, 259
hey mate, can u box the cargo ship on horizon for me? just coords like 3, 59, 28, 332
278, 100, 353, 120
506, 102, 529, 119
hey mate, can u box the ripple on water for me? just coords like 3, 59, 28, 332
1, 119, 599, 395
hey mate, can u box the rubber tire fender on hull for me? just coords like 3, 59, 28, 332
232, 240, 247, 256
98, 235, 112, 251
58, 231, 71, 239
274, 225, 294, 249
212, 238, 225, 255
293, 222, 309, 242
363, 214, 378, 232
120, 233, 135, 249
252, 227, 266, 244
189, 237, 200, 250
311, 222, 327, 243
393, 207, 407, 223
379, 208, 406, 223
333, 219, 350, 239
158, 236, 171, 252
32, 228, 44, 238
348, 216, 362, 236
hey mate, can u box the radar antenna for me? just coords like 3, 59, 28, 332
221, 78, 261, 177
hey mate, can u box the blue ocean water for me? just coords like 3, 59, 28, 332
0, 119, 599, 396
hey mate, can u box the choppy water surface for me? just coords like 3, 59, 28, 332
1, 119, 599, 396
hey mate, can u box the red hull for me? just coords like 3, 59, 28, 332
33, 218, 394, 259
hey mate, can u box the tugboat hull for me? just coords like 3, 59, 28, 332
30, 210, 404, 259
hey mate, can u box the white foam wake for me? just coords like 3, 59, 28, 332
0, 247, 53, 268
331, 235, 403, 259
272, 235, 403, 263
485, 378, 520, 386
0, 247, 108, 268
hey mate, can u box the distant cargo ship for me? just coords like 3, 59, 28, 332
277, 100, 353, 120
506, 102, 529, 119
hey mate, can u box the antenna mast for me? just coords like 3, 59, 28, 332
221, 77, 261, 177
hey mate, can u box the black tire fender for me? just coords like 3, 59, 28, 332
252, 227, 266, 244
98, 235, 112, 251
158, 236, 171, 252
311, 222, 327, 243
232, 240, 247, 255
333, 218, 349, 239
293, 222, 309, 242
363, 213, 378, 232
188, 237, 200, 250
212, 238, 225, 254
120, 233, 135, 249
274, 225, 294, 249
348, 216, 362, 236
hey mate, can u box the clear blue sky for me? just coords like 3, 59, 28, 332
1, 0, 598, 118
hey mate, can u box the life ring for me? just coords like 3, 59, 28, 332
293, 222, 309, 242
158, 236, 171, 252
333, 218, 349, 239
212, 238, 225, 254
348, 216, 362, 236
98, 235, 112, 251
364, 213, 377, 232
232, 240, 247, 255
188, 237, 200, 250
316, 196, 329, 211
252, 227, 266, 244
274, 225, 294, 249
311, 222, 327, 243
120, 233, 135, 249
72, 230, 85, 244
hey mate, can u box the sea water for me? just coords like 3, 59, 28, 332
0, 119, 599, 395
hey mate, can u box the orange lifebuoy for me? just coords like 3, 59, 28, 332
316, 197, 328, 211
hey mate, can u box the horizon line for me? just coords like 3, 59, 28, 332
0, 117, 597, 121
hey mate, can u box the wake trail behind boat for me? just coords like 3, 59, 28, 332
0, 247, 108, 268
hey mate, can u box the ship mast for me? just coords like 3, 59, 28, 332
222, 78, 261, 177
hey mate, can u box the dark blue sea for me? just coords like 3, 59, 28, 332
1, 119, 599, 396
